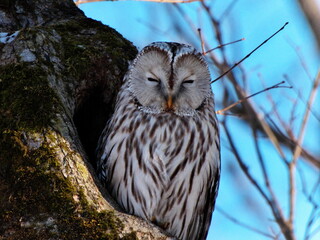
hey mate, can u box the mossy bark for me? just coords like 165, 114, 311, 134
0, 0, 167, 239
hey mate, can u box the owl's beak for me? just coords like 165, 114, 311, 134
166, 95, 173, 109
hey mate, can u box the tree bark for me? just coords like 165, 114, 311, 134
0, 0, 167, 239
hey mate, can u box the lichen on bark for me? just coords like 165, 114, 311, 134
0, 0, 167, 239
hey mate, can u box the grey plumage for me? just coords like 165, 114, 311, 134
97, 42, 220, 240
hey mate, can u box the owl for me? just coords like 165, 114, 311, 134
97, 42, 220, 240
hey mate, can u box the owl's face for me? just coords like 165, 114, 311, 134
128, 42, 212, 115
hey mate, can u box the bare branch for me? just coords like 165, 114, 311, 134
216, 81, 291, 115
286, 38, 314, 81
211, 22, 289, 84
288, 69, 320, 239
288, 162, 295, 229
220, 0, 241, 21
74, 0, 202, 5
304, 205, 320, 240
221, 118, 270, 202
252, 129, 270, 190
222, 118, 296, 240
216, 206, 276, 239
292, 70, 320, 162
284, 74, 320, 122
197, 28, 205, 55
204, 38, 245, 55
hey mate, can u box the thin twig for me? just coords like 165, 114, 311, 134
174, 3, 224, 73
252, 127, 286, 228
307, 225, 320, 240
216, 206, 275, 239
211, 22, 289, 84
200, 1, 226, 59
259, 73, 294, 137
204, 38, 245, 55
288, 70, 320, 235
286, 38, 313, 81
197, 28, 205, 55
292, 70, 320, 162
223, 117, 296, 240
216, 81, 291, 115
221, 118, 270, 202
304, 205, 320, 240
284, 74, 320, 122
252, 129, 270, 188
298, 163, 320, 207
219, 0, 241, 21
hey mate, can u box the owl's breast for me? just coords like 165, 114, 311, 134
98, 41, 220, 240
141, 113, 212, 181
99, 101, 219, 239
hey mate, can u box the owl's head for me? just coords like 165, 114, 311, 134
128, 42, 212, 116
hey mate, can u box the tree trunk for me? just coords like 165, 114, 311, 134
0, 0, 167, 239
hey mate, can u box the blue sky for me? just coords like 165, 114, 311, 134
78, 1, 320, 239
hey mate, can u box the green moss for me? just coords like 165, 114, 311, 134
0, 63, 60, 131
53, 17, 137, 80
52, 17, 138, 163
121, 232, 139, 240
0, 16, 138, 240
0, 130, 135, 239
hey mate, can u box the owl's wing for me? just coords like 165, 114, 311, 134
198, 166, 220, 240
95, 116, 116, 183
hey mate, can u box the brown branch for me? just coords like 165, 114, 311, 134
174, 3, 319, 239
266, 90, 296, 143
303, 173, 320, 240
288, 162, 295, 230
251, 128, 288, 235
173, 2, 228, 87
222, 119, 269, 200
252, 129, 270, 189
74, 0, 105, 5
204, 38, 245, 55
222, 118, 296, 240
173, 3, 224, 72
197, 28, 205, 55
304, 202, 320, 240
287, 69, 320, 232
200, 1, 226, 58
292, 70, 320, 162
74, 0, 202, 5
298, 164, 320, 207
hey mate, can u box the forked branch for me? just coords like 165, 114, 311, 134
211, 22, 289, 84
216, 81, 292, 115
